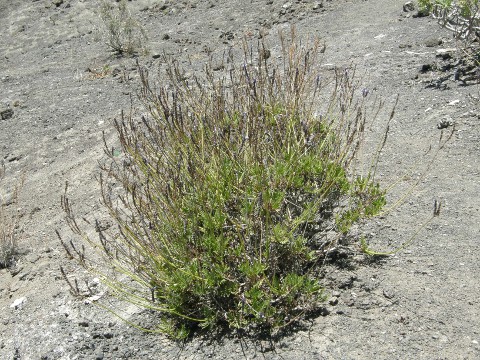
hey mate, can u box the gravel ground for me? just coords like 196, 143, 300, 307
1, 0, 479, 359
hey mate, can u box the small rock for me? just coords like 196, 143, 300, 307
283, 2, 292, 9
437, 119, 453, 129
320, 306, 331, 316
10, 297, 26, 309
0, 107, 13, 120
79, 320, 89, 327
313, 2, 323, 10
110, 68, 122, 78
338, 275, 357, 289
220, 31, 234, 41
436, 48, 456, 60
425, 38, 442, 47
7, 154, 22, 162
85, 292, 105, 303
345, 297, 355, 306
212, 63, 224, 71
152, 53, 161, 59
413, 8, 429, 17
329, 296, 339, 306
383, 289, 395, 299
52, 0, 63, 6
10, 265, 23, 277
403, 1, 415, 12
162, 34, 170, 40
360, 299, 371, 308
454, 69, 462, 81
2, 193, 14, 206
420, 63, 433, 73
260, 48, 271, 60
18, 272, 28, 281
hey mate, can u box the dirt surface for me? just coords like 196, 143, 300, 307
1, 0, 479, 359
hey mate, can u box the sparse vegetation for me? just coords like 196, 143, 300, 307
61, 30, 392, 338
86, 64, 112, 80
419, 1, 480, 84
99, 0, 148, 56
0, 163, 20, 269
419, 0, 480, 43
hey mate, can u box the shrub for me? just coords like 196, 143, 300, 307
419, 0, 480, 43
61, 30, 389, 338
0, 164, 20, 269
418, 1, 480, 83
99, 0, 148, 56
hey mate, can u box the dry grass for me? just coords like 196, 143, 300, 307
0, 163, 21, 269
99, 0, 148, 56
419, 0, 480, 43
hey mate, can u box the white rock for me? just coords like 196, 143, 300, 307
10, 297, 27, 309
436, 48, 456, 57
84, 292, 105, 304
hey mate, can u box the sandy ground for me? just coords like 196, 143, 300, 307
1, 0, 479, 359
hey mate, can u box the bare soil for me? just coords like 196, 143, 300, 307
1, 0, 479, 359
